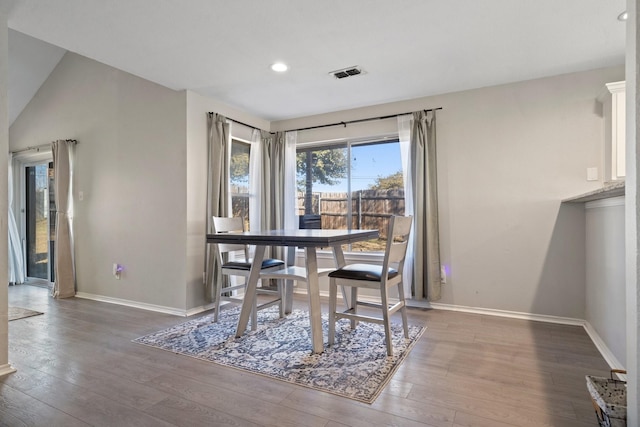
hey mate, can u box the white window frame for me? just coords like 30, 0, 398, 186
295, 133, 401, 259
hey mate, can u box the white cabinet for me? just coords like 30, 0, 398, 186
599, 81, 626, 181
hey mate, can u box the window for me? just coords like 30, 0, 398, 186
230, 139, 251, 230
296, 138, 404, 252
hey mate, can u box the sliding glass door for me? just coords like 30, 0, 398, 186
23, 161, 55, 283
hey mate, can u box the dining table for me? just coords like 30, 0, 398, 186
206, 228, 379, 354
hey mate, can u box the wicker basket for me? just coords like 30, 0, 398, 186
586, 369, 627, 427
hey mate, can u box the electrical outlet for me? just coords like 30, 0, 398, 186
113, 263, 123, 280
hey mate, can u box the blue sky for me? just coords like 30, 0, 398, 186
314, 142, 402, 192
231, 140, 403, 193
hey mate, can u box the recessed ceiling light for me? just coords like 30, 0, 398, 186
618, 11, 628, 21
271, 62, 288, 72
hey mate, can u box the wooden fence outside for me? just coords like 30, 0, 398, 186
229, 188, 406, 242
297, 189, 405, 239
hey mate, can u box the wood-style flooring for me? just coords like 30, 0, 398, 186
1, 284, 608, 426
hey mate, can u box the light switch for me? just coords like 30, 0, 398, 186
587, 167, 598, 181
78, 191, 84, 201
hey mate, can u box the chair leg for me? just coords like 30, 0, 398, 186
350, 286, 358, 330
380, 284, 393, 356
250, 279, 258, 331
328, 278, 337, 347
340, 284, 350, 310
213, 275, 223, 322
277, 278, 285, 318
397, 281, 409, 339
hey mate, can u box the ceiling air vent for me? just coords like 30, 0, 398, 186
330, 66, 363, 79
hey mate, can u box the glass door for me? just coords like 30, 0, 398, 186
24, 162, 55, 283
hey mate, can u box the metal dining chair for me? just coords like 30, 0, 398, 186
327, 215, 413, 356
211, 216, 285, 327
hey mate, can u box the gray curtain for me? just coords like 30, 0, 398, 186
410, 111, 441, 301
204, 113, 231, 302
260, 131, 286, 260
52, 140, 76, 298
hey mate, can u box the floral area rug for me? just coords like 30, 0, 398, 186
133, 306, 425, 403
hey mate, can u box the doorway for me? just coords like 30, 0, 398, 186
22, 160, 55, 285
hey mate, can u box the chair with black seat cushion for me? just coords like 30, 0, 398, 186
212, 216, 285, 327
328, 215, 413, 356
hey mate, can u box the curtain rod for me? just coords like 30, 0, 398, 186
210, 108, 442, 134
287, 107, 442, 133
10, 139, 78, 155
208, 112, 257, 131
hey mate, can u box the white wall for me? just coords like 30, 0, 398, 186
585, 197, 626, 366
274, 66, 624, 318
9, 53, 189, 310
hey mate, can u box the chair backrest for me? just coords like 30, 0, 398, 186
212, 216, 249, 262
298, 214, 322, 229
382, 215, 413, 276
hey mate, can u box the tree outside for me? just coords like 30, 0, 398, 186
230, 141, 251, 229
368, 170, 403, 190
296, 148, 348, 214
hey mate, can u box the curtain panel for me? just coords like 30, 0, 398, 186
283, 132, 298, 230
204, 113, 231, 302
399, 111, 441, 301
249, 129, 263, 233
259, 131, 287, 261
51, 140, 76, 298
8, 154, 25, 284
258, 130, 298, 254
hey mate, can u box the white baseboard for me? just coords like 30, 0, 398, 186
185, 303, 217, 317
0, 363, 17, 377
75, 292, 215, 317
428, 302, 586, 326
295, 287, 586, 326
583, 321, 626, 379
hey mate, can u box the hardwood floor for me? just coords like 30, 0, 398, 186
1, 284, 608, 426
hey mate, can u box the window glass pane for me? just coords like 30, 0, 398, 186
351, 141, 404, 252
231, 139, 250, 229
296, 145, 348, 227
296, 139, 404, 252
26, 164, 50, 279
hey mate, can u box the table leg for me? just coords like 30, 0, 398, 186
235, 244, 266, 338
305, 247, 324, 354
284, 246, 296, 314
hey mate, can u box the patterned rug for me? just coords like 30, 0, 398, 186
133, 306, 425, 403
8, 306, 44, 321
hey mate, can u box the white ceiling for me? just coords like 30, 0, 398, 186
6, 0, 627, 124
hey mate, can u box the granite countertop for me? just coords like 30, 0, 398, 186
562, 181, 625, 203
